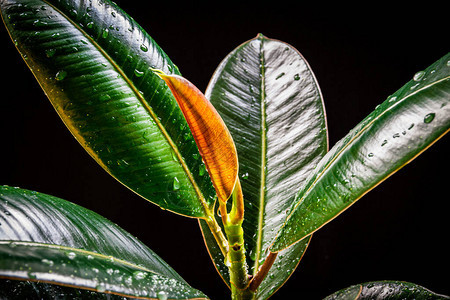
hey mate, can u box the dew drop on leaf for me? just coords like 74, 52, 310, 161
199, 164, 206, 176
388, 96, 397, 103
134, 69, 144, 77
275, 72, 285, 80
173, 177, 180, 190
55, 70, 67, 81
157, 291, 168, 300
66, 251, 76, 259
41, 258, 54, 266
133, 270, 147, 280
45, 48, 56, 58
102, 28, 109, 38
423, 113, 435, 124
140, 44, 148, 52
413, 70, 425, 81
96, 283, 106, 292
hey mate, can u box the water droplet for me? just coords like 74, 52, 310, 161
294, 74, 300, 80
392, 133, 400, 138
140, 44, 148, 52
133, 270, 147, 280
41, 259, 54, 266
102, 28, 109, 38
86, 21, 94, 28
275, 72, 285, 80
157, 291, 168, 300
33, 19, 47, 27
423, 113, 435, 124
368, 153, 374, 157
241, 172, 249, 179
410, 83, 420, 90
66, 251, 76, 259
447, 60, 450, 67
413, 70, 425, 81
134, 69, 144, 77
27, 271, 37, 279
173, 177, 180, 190
96, 283, 106, 292
111, 11, 116, 17
45, 48, 56, 58
99, 94, 111, 102
388, 96, 397, 103
55, 70, 67, 81
199, 164, 206, 176
124, 275, 133, 285
224, 255, 231, 267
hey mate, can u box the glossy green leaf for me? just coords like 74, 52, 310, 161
271, 53, 450, 252
0, 185, 207, 299
0, 0, 216, 218
324, 281, 449, 300
199, 34, 328, 298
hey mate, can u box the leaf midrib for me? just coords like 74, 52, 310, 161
253, 36, 267, 275
41, 0, 211, 218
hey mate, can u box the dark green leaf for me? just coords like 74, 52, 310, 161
324, 281, 449, 300
0, 0, 216, 218
0, 185, 207, 299
0, 279, 135, 299
199, 34, 328, 298
271, 53, 450, 251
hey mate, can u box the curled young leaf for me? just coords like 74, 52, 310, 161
154, 71, 239, 204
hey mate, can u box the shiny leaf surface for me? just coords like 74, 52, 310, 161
0, 0, 215, 218
155, 71, 239, 204
271, 53, 450, 252
324, 281, 449, 300
0, 185, 207, 299
200, 35, 328, 298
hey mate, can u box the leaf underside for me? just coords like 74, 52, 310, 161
271, 52, 450, 251
156, 72, 239, 204
0, 0, 216, 218
200, 34, 328, 299
0, 185, 207, 299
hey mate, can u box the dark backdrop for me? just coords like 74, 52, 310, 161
1, 1, 449, 299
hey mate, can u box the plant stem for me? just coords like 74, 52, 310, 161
222, 180, 255, 299
249, 252, 278, 292
204, 214, 229, 257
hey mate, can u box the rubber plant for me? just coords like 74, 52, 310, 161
0, 0, 449, 299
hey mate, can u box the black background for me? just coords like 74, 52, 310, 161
1, 1, 449, 299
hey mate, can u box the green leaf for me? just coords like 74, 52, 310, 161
0, 185, 207, 299
0, 0, 216, 218
271, 53, 450, 252
324, 281, 449, 300
199, 34, 328, 298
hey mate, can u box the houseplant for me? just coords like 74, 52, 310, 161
0, 0, 448, 298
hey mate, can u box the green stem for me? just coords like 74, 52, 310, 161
222, 180, 255, 299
